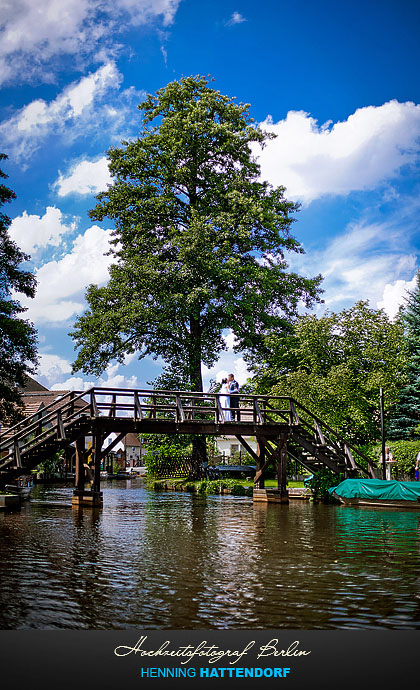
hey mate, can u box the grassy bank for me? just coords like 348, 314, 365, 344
146, 477, 305, 496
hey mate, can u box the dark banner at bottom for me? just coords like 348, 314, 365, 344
0, 630, 417, 689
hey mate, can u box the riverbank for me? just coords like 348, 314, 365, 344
147, 477, 309, 497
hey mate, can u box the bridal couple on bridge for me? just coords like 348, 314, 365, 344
219, 374, 240, 422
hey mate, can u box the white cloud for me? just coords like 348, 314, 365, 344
257, 100, 420, 203
9, 206, 77, 255
0, 0, 182, 86
202, 355, 251, 388
377, 275, 417, 319
226, 12, 246, 26
19, 224, 114, 323
54, 157, 112, 196
0, 62, 124, 160
50, 366, 139, 392
223, 329, 237, 351
51, 377, 95, 392
288, 215, 417, 317
37, 353, 73, 387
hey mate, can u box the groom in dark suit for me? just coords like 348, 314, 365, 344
228, 373, 240, 421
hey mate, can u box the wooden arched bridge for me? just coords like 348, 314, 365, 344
0, 387, 375, 506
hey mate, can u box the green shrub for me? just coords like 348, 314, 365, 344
361, 440, 420, 477
194, 478, 249, 495
307, 469, 343, 501
230, 482, 245, 495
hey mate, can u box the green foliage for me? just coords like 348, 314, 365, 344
388, 273, 420, 440
254, 300, 407, 445
36, 450, 65, 477
0, 154, 38, 424
306, 469, 343, 501
228, 449, 255, 465
196, 478, 248, 495
70, 75, 322, 394
363, 440, 420, 476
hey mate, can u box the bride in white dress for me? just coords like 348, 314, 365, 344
219, 378, 232, 421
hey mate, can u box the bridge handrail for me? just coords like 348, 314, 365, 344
0, 388, 90, 442
0, 395, 92, 469
88, 388, 291, 425
289, 398, 375, 476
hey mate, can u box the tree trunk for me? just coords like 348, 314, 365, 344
189, 316, 207, 474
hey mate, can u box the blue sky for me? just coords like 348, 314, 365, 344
1, 0, 420, 392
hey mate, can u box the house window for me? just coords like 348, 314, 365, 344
230, 444, 239, 455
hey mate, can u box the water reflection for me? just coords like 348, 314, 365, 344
0, 480, 419, 629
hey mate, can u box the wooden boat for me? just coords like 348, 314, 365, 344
5, 476, 33, 501
331, 478, 420, 509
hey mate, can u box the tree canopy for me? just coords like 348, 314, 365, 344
0, 153, 38, 423
252, 300, 407, 445
387, 272, 420, 440
71, 75, 322, 392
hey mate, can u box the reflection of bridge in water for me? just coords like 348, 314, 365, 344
0, 387, 375, 506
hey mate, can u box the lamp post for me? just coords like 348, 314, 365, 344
380, 387, 386, 480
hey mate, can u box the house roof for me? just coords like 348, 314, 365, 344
18, 375, 49, 392
123, 433, 142, 447
21, 391, 72, 417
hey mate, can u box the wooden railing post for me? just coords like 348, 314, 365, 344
90, 390, 98, 417
68, 391, 75, 419
176, 395, 185, 423
108, 394, 116, 417
134, 392, 143, 420
56, 410, 66, 440
14, 437, 22, 469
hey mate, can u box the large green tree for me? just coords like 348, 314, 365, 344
252, 301, 407, 445
71, 76, 322, 465
0, 153, 38, 424
387, 273, 420, 439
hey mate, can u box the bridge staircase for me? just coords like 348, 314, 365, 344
0, 388, 376, 486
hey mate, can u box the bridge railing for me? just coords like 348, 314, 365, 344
0, 389, 90, 470
86, 388, 294, 426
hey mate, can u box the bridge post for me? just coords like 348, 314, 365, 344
277, 432, 289, 502
92, 428, 102, 495
253, 433, 289, 504
255, 440, 265, 489
72, 433, 103, 508
74, 438, 85, 492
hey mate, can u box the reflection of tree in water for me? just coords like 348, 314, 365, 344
323, 506, 420, 627
333, 507, 420, 565
67, 506, 110, 628
0, 491, 109, 628
129, 492, 212, 627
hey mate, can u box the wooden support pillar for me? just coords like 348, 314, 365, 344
92, 427, 102, 494
277, 433, 288, 502
74, 437, 85, 492
253, 433, 289, 504
255, 438, 265, 489
72, 434, 103, 508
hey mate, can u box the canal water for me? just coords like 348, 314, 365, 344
1, 479, 420, 630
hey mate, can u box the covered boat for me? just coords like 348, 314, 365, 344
330, 478, 420, 509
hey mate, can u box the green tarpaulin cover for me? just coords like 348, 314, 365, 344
330, 478, 420, 502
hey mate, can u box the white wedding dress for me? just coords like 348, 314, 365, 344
219, 383, 232, 421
